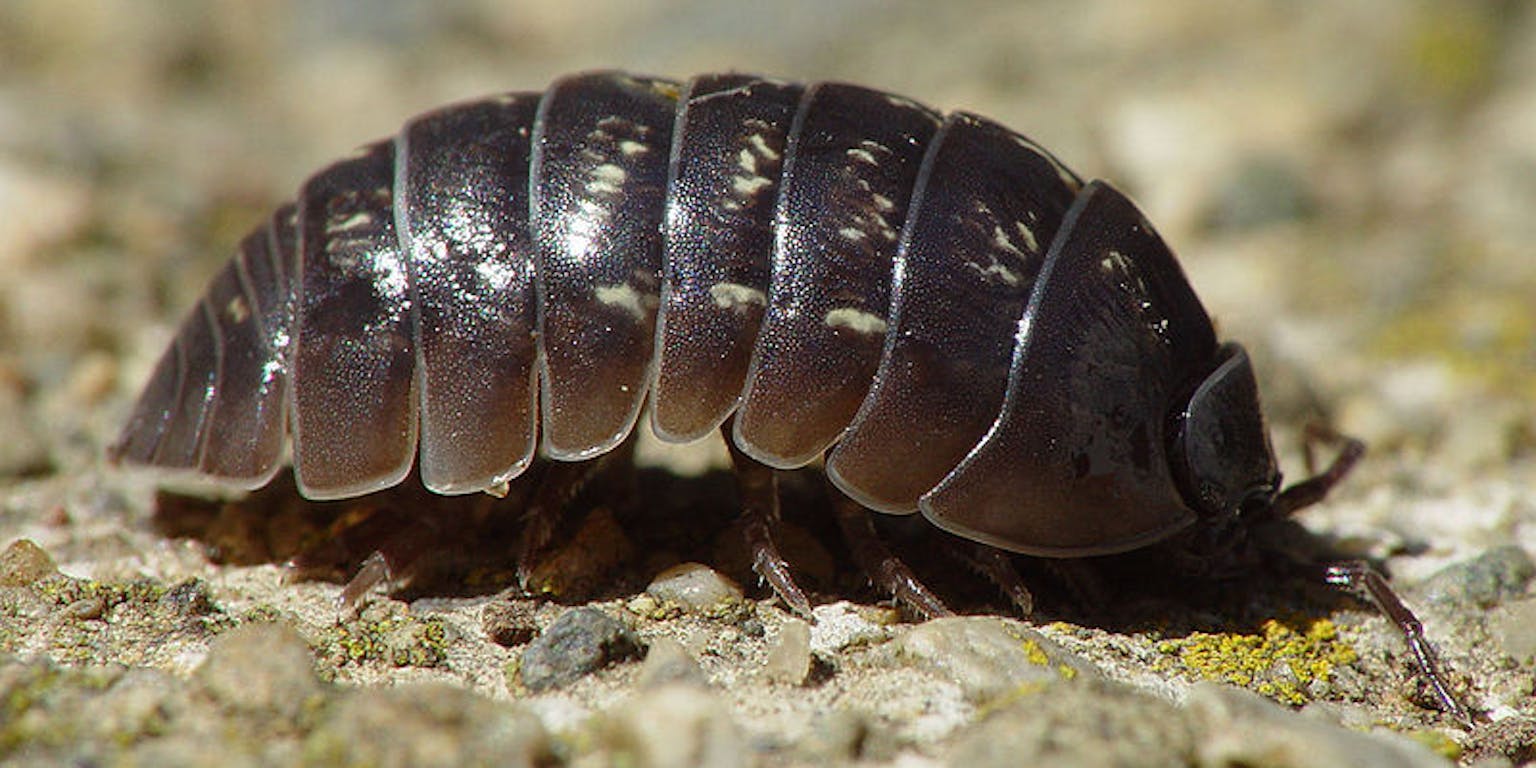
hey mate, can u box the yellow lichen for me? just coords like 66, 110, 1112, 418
1155, 618, 1358, 706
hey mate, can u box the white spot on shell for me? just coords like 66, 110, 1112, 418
871, 194, 895, 213
328, 211, 373, 233
1015, 221, 1038, 252
619, 140, 648, 156
732, 175, 772, 198
846, 148, 877, 165
838, 227, 867, 242
824, 307, 888, 335
746, 133, 779, 161
737, 148, 759, 174
709, 282, 767, 312
586, 164, 627, 195
991, 225, 1022, 256
225, 295, 250, 324
596, 283, 650, 321
970, 261, 1022, 287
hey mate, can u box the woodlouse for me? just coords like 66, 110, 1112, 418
111, 71, 1466, 721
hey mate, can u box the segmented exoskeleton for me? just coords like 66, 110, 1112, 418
112, 71, 1467, 723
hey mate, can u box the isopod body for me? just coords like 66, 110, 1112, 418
110, 70, 1477, 724
113, 70, 1283, 559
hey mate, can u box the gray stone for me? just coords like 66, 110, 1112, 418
592, 683, 747, 768
895, 617, 1099, 704
194, 622, 320, 722
1490, 598, 1536, 663
808, 601, 892, 654
1419, 545, 1535, 609
1204, 152, 1316, 232
305, 683, 551, 768
646, 562, 746, 617
518, 606, 643, 692
157, 579, 215, 617
945, 682, 1193, 767
763, 618, 812, 685
0, 539, 56, 586
480, 598, 539, 647
1184, 683, 1452, 768
638, 635, 708, 688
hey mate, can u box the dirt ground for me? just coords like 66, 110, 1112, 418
1, 1, 1533, 765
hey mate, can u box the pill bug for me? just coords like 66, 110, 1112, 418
111, 70, 1467, 722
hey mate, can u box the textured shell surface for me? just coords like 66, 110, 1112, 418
113, 70, 1259, 557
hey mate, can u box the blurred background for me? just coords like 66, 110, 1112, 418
0, 0, 1532, 572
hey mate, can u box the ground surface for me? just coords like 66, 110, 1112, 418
1, 1, 1534, 766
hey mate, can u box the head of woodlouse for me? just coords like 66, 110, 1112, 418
1168, 342, 1282, 538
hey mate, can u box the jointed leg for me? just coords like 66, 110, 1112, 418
1322, 560, 1471, 726
722, 423, 814, 619
944, 540, 1034, 616
830, 489, 953, 620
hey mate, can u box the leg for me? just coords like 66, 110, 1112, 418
829, 489, 953, 620
722, 423, 814, 618
944, 540, 1034, 616
1322, 560, 1472, 726
1272, 426, 1365, 517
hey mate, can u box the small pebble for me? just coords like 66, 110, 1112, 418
519, 607, 643, 692
646, 562, 745, 617
799, 708, 880, 763
638, 636, 708, 689
66, 596, 106, 621
763, 619, 812, 685
594, 683, 746, 768
0, 539, 58, 586
1419, 545, 1535, 609
157, 579, 215, 617
481, 599, 539, 647
195, 622, 320, 721
895, 617, 1098, 704
808, 602, 890, 654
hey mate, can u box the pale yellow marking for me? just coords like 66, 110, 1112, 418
586, 163, 628, 195
619, 140, 649, 156
991, 225, 1023, 256
838, 226, 867, 242
737, 148, 759, 174
225, 295, 250, 324
971, 261, 1023, 287
746, 133, 780, 161
709, 282, 767, 312
732, 175, 772, 198
1015, 220, 1038, 253
824, 307, 888, 335
871, 194, 895, 213
846, 148, 877, 165
596, 283, 651, 321
328, 210, 374, 233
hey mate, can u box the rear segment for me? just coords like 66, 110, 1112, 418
110, 211, 294, 488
